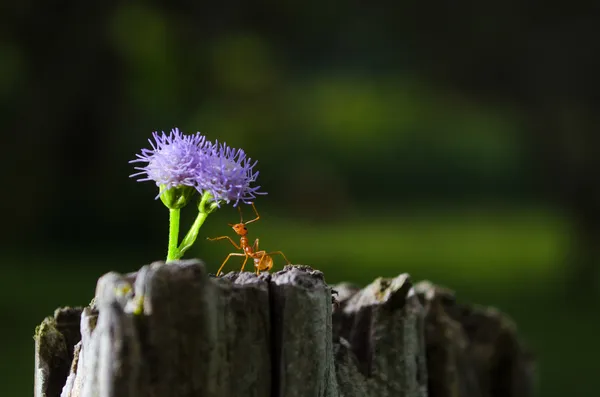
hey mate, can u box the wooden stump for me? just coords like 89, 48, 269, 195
34, 260, 534, 397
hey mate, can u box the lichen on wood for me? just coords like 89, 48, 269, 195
35, 307, 82, 397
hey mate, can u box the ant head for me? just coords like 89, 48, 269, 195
228, 204, 249, 236
229, 222, 248, 236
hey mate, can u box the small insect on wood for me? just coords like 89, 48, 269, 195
208, 203, 290, 276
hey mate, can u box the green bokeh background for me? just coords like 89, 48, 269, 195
2, 2, 600, 396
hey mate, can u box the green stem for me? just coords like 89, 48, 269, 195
167, 208, 181, 262
177, 191, 215, 257
178, 211, 209, 256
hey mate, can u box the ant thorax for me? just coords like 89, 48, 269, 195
241, 236, 253, 254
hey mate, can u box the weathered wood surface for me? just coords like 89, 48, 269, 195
413, 282, 535, 397
34, 260, 534, 397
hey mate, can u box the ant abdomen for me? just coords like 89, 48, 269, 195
254, 252, 273, 272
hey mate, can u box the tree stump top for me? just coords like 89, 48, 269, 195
34, 260, 534, 397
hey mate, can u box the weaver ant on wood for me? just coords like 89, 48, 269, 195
208, 203, 290, 276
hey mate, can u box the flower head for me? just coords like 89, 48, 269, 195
197, 141, 265, 206
130, 128, 211, 196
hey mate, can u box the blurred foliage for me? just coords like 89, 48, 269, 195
1, 2, 599, 397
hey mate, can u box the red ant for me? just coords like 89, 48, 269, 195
207, 203, 290, 276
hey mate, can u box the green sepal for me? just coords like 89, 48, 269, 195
159, 185, 197, 209
198, 193, 220, 215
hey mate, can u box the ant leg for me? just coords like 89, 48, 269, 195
250, 241, 261, 275
240, 254, 250, 273
268, 251, 291, 264
255, 254, 264, 275
244, 202, 260, 225
216, 253, 246, 276
207, 235, 241, 250
255, 252, 271, 274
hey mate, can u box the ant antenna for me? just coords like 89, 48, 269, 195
237, 205, 244, 223
229, 203, 259, 227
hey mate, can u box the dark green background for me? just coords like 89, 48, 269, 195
2, 2, 600, 396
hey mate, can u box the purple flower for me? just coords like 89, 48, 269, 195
130, 128, 211, 196
131, 129, 265, 207
198, 141, 265, 206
